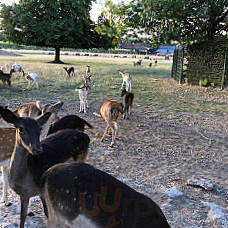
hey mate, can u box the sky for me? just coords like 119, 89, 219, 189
0, 0, 131, 22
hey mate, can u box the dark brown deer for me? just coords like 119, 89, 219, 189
0, 101, 63, 206
0, 106, 90, 228
47, 114, 93, 135
42, 162, 171, 228
121, 89, 134, 119
0, 69, 14, 88
63, 67, 75, 77
86, 65, 91, 76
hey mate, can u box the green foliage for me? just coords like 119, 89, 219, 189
95, 0, 128, 47
0, 0, 113, 62
125, 0, 228, 45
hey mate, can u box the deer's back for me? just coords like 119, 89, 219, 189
43, 162, 170, 228
100, 100, 123, 122
15, 103, 41, 118
28, 129, 90, 187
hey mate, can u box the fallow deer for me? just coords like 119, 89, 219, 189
78, 83, 91, 113
118, 70, 132, 92
0, 106, 90, 228
121, 89, 134, 119
47, 114, 93, 135
63, 67, 75, 77
25, 73, 39, 89
100, 100, 124, 147
0, 69, 14, 88
86, 65, 91, 76
42, 162, 171, 228
0, 101, 63, 206
12, 63, 25, 78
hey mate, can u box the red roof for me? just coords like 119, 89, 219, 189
119, 42, 151, 51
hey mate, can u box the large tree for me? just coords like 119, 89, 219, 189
125, 0, 228, 45
95, 0, 128, 47
0, 0, 113, 63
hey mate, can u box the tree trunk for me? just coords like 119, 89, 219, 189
49, 47, 64, 64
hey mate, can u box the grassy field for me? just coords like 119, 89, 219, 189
0, 51, 228, 117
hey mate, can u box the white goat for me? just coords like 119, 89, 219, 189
12, 63, 25, 78
119, 70, 132, 92
26, 73, 39, 89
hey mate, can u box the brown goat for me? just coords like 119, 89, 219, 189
100, 100, 124, 147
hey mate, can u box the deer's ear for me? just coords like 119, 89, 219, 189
51, 101, 64, 111
0, 106, 21, 125
36, 112, 52, 127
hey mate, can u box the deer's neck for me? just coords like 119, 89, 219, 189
10, 138, 29, 180
9, 132, 34, 195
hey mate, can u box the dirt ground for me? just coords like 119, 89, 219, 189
0, 80, 228, 227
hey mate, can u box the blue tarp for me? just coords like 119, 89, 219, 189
155, 45, 181, 53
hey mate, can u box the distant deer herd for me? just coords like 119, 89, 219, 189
0, 58, 170, 228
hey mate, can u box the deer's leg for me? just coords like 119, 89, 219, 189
83, 100, 86, 113
31, 80, 36, 88
36, 81, 39, 89
129, 104, 132, 116
129, 82, 132, 92
79, 101, 83, 113
40, 195, 48, 217
126, 83, 129, 91
101, 124, 110, 142
86, 94, 89, 108
20, 197, 29, 228
7, 80, 11, 88
1, 166, 11, 206
121, 81, 124, 89
126, 106, 130, 119
110, 122, 118, 147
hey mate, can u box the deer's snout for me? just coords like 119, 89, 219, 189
32, 145, 43, 154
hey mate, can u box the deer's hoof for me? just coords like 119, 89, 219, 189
28, 212, 35, 216
110, 142, 114, 147
4, 202, 12, 207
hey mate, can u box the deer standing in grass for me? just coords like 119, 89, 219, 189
12, 63, 25, 78
0, 106, 90, 228
0, 69, 14, 88
100, 100, 124, 147
63, 67, 75, 77
119, 70, 132, 92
